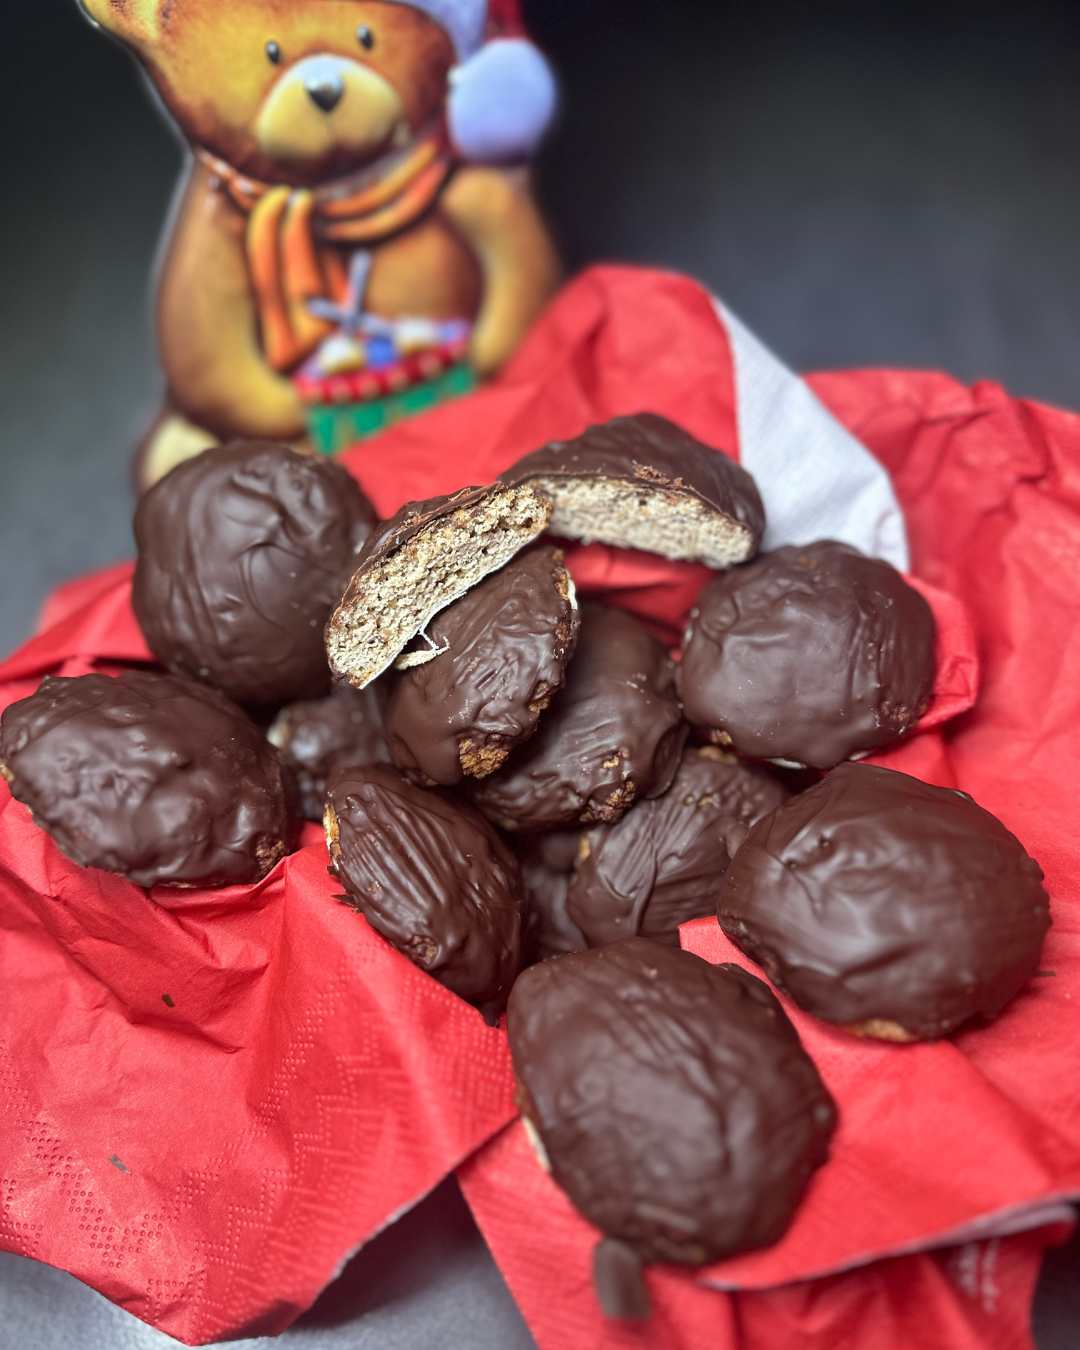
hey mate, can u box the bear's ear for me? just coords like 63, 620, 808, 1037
78, 0, 162, 47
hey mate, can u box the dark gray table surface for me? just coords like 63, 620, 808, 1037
2, 1, 1078, 1345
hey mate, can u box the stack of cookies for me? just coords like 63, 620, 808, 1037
0, 417, 1050, 1320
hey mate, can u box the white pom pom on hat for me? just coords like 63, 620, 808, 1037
386, 0, 557, 163
448, 39, 557, 163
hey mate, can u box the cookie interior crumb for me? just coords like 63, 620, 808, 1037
532, 476, 755, 568
324, 803, 340, 857
327, 485, 550, 689
458, 738, 512, 779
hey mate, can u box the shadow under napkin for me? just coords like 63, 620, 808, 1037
0, 1180, 534, 1350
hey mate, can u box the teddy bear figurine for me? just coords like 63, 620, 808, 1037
78, 0, 561, 485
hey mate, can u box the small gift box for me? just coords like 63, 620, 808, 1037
293, 254, 475, 455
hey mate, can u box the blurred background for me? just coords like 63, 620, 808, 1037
4, 0, 1080, 644
2, 2, 1080, 1344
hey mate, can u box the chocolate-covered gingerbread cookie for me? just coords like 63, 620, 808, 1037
327, 483, 551, 689
133, 441, 376, 709
508, 939, 835, 1317
501, 413, 765, 567
471, 604, 686, 831
325, 765, 522, 1016
679, 540, 936, 769
0, 672, 292, 888
719, 763, 1051, 1040
387, 547, 579, 786
568, 748, 790, 948
269, 684, 389, 821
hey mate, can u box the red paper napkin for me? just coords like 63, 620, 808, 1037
0, 798, 517, 1343
457, 333, 1080, 1347
460, 1123, 1068, 1350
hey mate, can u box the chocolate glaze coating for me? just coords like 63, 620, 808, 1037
470, 604, 687, 831
509, 940, 835, 1279
593, 1240, 651, 1322
522, 827, 582, 876
269, 685, 389, 821
719, 763, 1051, 1039
326, 765, 523, 1015
133, 441, 376, 708
515, 830, 588, 964
0, 672, 292, 888
679, 541, 937, 769
387, 547, 580, 786
567, 748, 790, 948
342, 485, 493, 570
500, 413, 766, 555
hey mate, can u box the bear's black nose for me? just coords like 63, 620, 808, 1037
306, 73, 344, 113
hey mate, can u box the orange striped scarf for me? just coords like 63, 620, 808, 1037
199, 135, 454, 373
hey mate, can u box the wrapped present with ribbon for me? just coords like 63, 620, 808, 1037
293, 252, 475, 454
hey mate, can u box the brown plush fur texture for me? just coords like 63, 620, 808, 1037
80, 0, 560, 484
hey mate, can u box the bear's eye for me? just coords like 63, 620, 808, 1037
357, 25, 375, 51
266, 40, 282, 65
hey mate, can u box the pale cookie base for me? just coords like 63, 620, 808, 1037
266, 713, 290, 752
327, 485, 550, 689
324, 803, 341, 860
458, 738, 512, 779
521, 1112, 552, 1174
533, 475, 755, 568
846, 1017, 920, 1043
393, 629, 451, 671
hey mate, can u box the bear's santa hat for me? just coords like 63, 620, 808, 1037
387, 0, 557, 163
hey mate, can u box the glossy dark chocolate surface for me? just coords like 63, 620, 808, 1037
509, 939, 835, 1274
719, 763, 1051, 1039
514, 829, 588, 965
326, 765, 523, 1015
567, 748, 790, 948
387, 548, 579, 786
0, 671, 291, 888
501, 412, 766, 550
133, 441, 375, 708
679, 540, 936, 769
269, 684, 389, 821
471, 604, 686, 831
